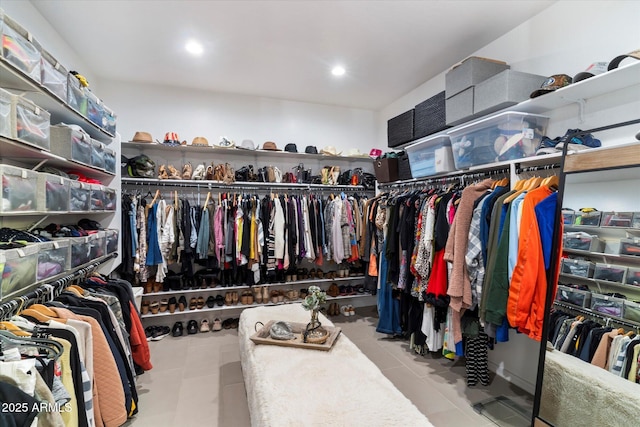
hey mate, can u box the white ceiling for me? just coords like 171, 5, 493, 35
32, 0, 555, 110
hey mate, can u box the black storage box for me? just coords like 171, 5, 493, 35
387, 109, 414, 148
414, 91, 448, 138
373, 158, 398, 183
397, 151, 412, 180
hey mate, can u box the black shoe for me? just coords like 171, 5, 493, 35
215, 294, 225, 306
178, 296, 187, 312
187, 320, 198, 335
206, 295, 215, 308
151, 325, 171, 341
172, 321, 184, 337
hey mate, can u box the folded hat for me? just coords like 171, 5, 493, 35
344, 148, 368, 158
304, 145, 318, 154
530, 74, 572, 98
574, 62, 608, 83
215, 137, 235, 148
607, 48, 640, 71
237, 139, 256, 150
320, 145, 341, 156
191, 136, 209, 146
130, 131, 154, 143
163, 132, 181, 146
262, 141, 281, 151
284, 143, 297, 153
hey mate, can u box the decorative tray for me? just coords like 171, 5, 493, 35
250, 320, 342, 351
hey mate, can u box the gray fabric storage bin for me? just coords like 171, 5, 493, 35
445, 87, 474, 126
474, 70, 547, 116
445, 57, 509, 98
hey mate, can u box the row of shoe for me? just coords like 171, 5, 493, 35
158, 162, 235, 184
171, 318, 239, 336
324, 303, 356, 317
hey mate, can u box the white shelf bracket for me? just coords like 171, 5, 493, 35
562, 96, 587, 123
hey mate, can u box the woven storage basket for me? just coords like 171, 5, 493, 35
414, 91, 448, 138
387, 109, 414, 148
397, 151, 412, 180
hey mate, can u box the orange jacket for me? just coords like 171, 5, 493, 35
507, 186, 553, 340
128, 301, 153, 371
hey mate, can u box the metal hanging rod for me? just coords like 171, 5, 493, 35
378, 167, 510, 190
553, 301, 640, 330
515, 163, 561, 174
121, 178, 372, 193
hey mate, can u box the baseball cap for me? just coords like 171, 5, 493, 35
284, 143, 298, 153
607, 49, 640, 71
530, 74, 572, 98
163, 132, 181, 146
574, 62, 608, 83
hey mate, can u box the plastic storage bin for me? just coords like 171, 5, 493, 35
90, 139, 105, 170
40, 49, 68, 101
562, 209, 575, 225
103, 105, 116, 135
573, 210, 601, 227
89, 231, 106, 260
556, 285, 591, 308
67, 73, 87, 115
601, 211, 634, 228
37, 240, 69, 281
625, 267, 640, 287
563, 232, 603, 252
103, 146, 116, 174
1, 12, 41, 82
632, 212, 640, 229
0, 165, 38, 212
103, 187, 116, 211
447, 111, 549, 169
105, 229, 119, 254
69, 236, 91, 268
0, 244, 38, 299
405, 135, 456, 178
623, 301, 640, 323
11, 95, 50, 150
69, 180, 91, 212
86, 91, 104, 128
0, 87, 11, 139
50, 124, 92, 166
591, 293, 625, 318
37, 172, 69, 212
90, 184, 105, 211
619, 238, 640, 257
561, 258, 594, 278
593, 263, 626, 283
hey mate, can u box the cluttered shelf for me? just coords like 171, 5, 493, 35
563, 248, 640, 266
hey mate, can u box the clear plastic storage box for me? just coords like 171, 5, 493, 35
69, 236, 91, 268
103, 105, 116, 135
90, 184, 105, 211
0, 87, 11, 139
37, 240, 69, 281
573, 210, 601, 227
0, 244, 38, 299
90, 139, 105, 170
86, 91, 104, 128
40, 49, 67, 101
563, 232, 603, 252
105, 229, 119, 254
103, 187, 116, 211
103, 146, 116, 174
556, 285, 591, 308
593, 263, 626, 283
89, 231, 106, 260
405, 135, 456, 178
619, 238, 640, 257
36, 172, 69, 212
625, 267, 640, 287
561, 258, 594, 278
0, 165, 38, 213
11, 95, 50, 150
561, 209, 575, 225
67, 73, 87, 115
50, 124, 92, 166
623, 301, 640, 323
591, 293, 625, 318
447, 111, 549, 169
1, 12, 41, 83
601, 211, 634, 228
69, 180, 91, 212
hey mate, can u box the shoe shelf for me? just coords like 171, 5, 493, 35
563, 249, 640, 266
139, 293, 375, 319
0, 60, 114, 142
139, 276, 365, 298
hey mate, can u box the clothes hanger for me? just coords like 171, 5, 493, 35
0, 322, 32, 337
0, 329, 64, 361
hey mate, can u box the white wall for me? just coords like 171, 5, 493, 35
1, 0, 100, 91
99, 79, 378, 154
378, 0, 640, 394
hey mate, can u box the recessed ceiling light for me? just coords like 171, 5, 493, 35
185, 39, 203, 56
331, 65, 346, 76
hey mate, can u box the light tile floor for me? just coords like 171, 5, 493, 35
125, 307, 533, 427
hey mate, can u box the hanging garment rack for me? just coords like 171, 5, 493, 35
377, 167, 510, 190
0, 252, 118, 321
515, 163, 561, 175
553, 301, 640, 331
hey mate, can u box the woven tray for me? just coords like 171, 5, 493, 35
250, 320, 342, 351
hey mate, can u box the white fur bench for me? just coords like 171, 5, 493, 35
238, 304, 433, 427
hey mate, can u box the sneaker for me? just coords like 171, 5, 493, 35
145, 326, 156, 341
152, 325, 171, 341
212, 318, 222, 332
187, 320, 198, 335
200, 319, 210, 333
172, 321, 184, 337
